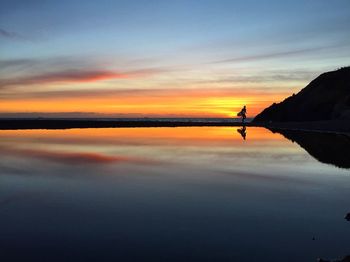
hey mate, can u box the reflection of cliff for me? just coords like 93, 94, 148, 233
270, 129, 350, 169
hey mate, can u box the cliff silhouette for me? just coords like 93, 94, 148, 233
254, 67, 350, 122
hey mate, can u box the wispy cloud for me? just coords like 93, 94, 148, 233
197, 69, 320, 84
0, 68, 159, 88
4, 88, 162, 99
0, 86, 290, 103
0, 57, 95, 72
211, 44, 347, 64
0, 112, 102, 118
0, 54, 168, 89
0, 59, 36, 70
0, 28, 23, 40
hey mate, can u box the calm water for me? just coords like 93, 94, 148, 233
0, 127, 349, 261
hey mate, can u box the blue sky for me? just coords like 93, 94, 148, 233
0, 0, 349, 117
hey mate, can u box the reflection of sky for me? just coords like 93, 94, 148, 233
0, 127, 349, 261
0, 127, 349, 176
1, 1, 350, 117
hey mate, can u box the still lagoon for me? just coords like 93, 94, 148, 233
0, 127, 349, 261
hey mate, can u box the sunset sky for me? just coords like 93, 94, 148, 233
1, 0, 349, 118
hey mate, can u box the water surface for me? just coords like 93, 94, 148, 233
0, 127, 349, 261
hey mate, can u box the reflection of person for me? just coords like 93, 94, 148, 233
237, 105, 247, 123
237, 126, 247, 140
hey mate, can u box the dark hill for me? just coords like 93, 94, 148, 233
254, 67, 350, 122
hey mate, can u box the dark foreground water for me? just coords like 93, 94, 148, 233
0, 127, 349, 262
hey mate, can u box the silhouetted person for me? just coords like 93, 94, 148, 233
237, 125, 247, 140
237, 105, 247, 123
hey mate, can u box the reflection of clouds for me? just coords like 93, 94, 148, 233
0, 192, 37, 207
196, 150, 309, 162
0, 146, 156, 166
218, 169, 308, 184
0, 127, 296, 173
0, 127, 282, 150
156, 148, 313, 173
29, 151, 139, 165
0, 127, 348, 183
0, 165, 31, 176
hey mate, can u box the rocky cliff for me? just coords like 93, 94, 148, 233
254, 67, 350, 122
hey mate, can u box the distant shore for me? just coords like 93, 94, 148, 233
0, 119, 252, 130
0, 119, 349, 134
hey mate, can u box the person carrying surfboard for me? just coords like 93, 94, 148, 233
237, 105, 247, 123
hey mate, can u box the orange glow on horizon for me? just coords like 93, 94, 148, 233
0, 90, 287, 118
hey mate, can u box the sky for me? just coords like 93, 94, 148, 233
1, 0, 349, 118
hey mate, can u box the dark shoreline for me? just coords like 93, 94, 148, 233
0, 119, 349, 134
0, 119, 253, 130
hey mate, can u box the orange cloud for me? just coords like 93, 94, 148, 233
0, 69, 158, 88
